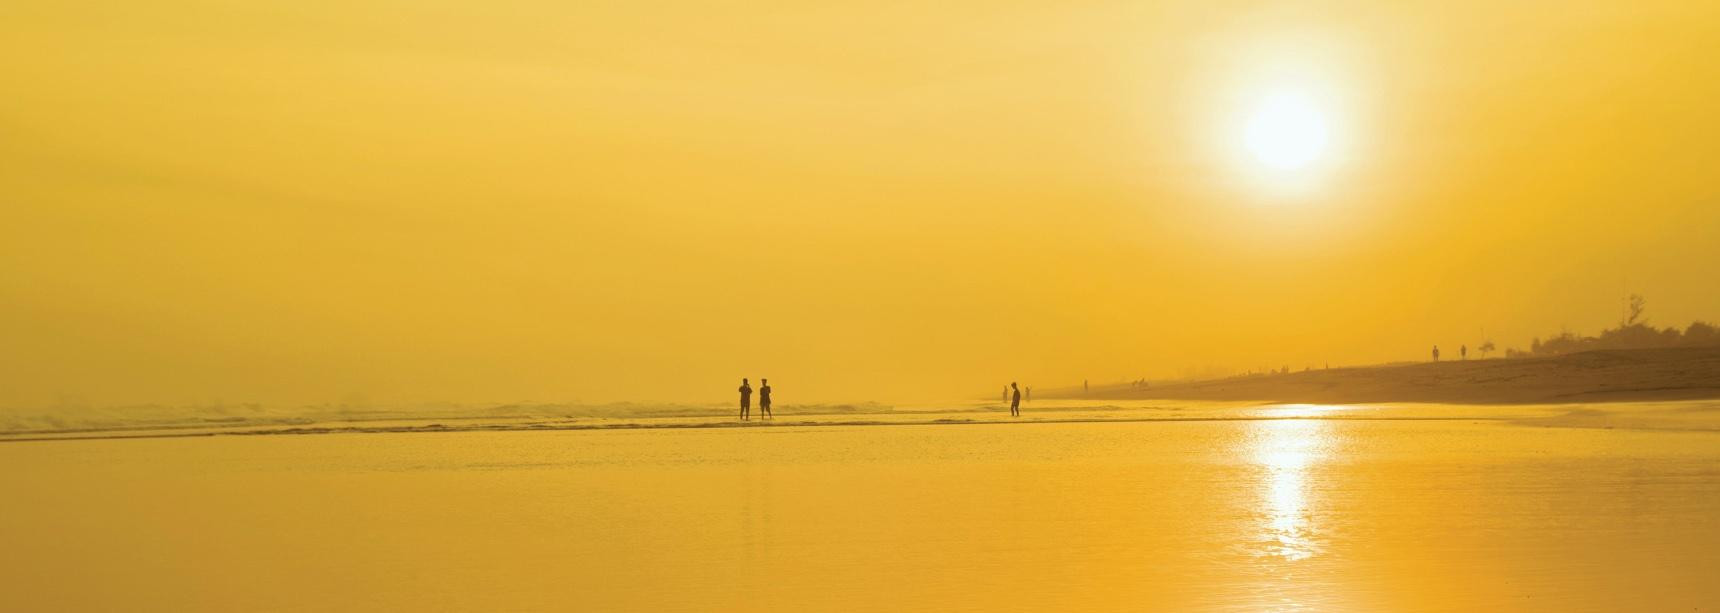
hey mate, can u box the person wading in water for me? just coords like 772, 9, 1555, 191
738, 378, 753, 420
759, 378, 773, 419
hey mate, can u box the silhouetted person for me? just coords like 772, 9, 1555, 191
1461, 344, 1468, 360
1010, 382, 1021, 417
1025, 386, 1031, 403
1432, 345, 1440, 362
1002, 386, 1009, 404
1083, 379, 1089, 394
759, 378, 772, 419
738, 378, 753, 420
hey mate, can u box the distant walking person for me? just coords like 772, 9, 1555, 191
1083, 379, 1089, 394
759, 378, 773, 419
1025, 386, 1031, 403
1432, 345, 1440, 362
1002, 386, 1009, 404
1461, 344, 1468, 360
738, 378, 753, 420
1010, 382, 1022, 417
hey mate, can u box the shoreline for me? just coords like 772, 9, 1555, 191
6, 400, 1719, 444
0, 415, 1517, 444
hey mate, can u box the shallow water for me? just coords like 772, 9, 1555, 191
2, 404, 1716, 611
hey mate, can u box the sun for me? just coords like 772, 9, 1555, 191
1243, 92, 1330, 171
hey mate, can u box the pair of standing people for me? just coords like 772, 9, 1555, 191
738, 378, 772, 420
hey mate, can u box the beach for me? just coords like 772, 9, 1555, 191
2, 401, 1716, 612
8, 1, 1718, 610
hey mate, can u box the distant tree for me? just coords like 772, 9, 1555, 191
1478, 340, 1495, 358
1685, 321, 1719, 346
1622, 293, 1647, 327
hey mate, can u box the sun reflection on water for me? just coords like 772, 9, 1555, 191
1252, 417, 1330, 561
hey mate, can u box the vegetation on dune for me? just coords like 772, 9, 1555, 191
1507, 294, 1720, 357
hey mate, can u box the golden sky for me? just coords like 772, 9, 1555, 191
3, 1, 1718, 406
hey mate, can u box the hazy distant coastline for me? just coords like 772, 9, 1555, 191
1078, 347, 1720, 404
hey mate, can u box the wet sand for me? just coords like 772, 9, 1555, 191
1, 402, 1716, 612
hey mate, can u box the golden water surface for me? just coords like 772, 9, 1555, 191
2, 404, 1716, 611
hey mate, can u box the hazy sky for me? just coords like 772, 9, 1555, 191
4, 1, 1718, 406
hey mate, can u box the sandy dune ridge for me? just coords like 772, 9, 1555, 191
1076, 347, 1720, 404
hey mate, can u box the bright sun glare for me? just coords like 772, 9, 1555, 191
1244, 92, 1329, 171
